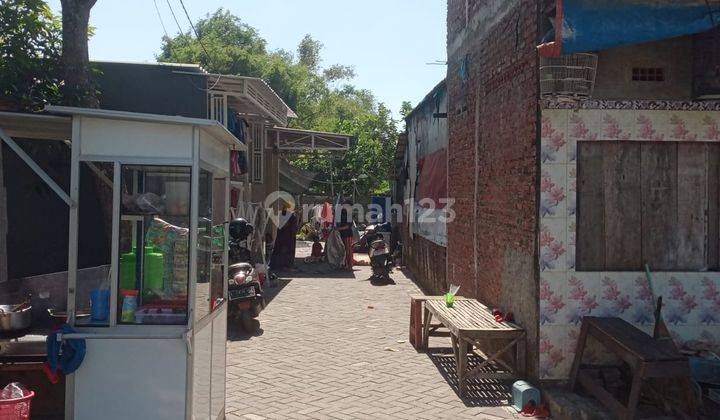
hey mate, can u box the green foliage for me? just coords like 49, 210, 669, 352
0, 0, 62, 110
295, 222, 317, 241
297, 34, 322, 72
158, 8, 399, 199
400, 101, 414, 119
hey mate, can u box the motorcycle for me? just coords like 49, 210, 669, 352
354, 222, 392, 253
368, 232, 394, 284
228, 218, 265, 331
228, 262, 264, 331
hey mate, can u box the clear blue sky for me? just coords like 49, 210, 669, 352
46, 0, 447, 118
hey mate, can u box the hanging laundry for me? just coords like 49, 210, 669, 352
237, 151, 247, 175
226, 109, 247, 143
226, 109, 236, 133
230, 150, 241, 176
234, 115, 247, 143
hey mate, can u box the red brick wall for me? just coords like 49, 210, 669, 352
446, 0, 541, 377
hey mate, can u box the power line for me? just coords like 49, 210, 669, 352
152, 0, 169, 39
178, 0, 210, 59
157, 0, 219, 92
176, 0, 221, 91
165, 0, 184, 35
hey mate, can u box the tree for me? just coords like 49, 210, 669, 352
400, 101, 414, 119
59, 0, 97, 107
297, 34, 322, 72
159, 9, 399, 198
0, 0, 62, 111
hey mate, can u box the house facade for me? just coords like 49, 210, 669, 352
1, 61, 350, 281
445, 0, 720, 381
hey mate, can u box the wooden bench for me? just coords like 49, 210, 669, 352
417, 297, 526, 396
569, 317, 692, 420
409, 294, 470, 350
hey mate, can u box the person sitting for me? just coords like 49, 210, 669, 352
304, 234, 325, 264
311, 235, 323, 258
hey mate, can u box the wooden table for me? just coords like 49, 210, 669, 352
409, 294, 469, 349
569, 317, 692, 420
421, 298, 526, 395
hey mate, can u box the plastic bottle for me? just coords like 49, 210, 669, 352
120, 289, 139, 323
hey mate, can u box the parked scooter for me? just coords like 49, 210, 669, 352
354, 221, 392, 253
228, 218, 265, 331
368, 232, 394, 284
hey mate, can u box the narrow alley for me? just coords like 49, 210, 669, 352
225, 244, 517, 420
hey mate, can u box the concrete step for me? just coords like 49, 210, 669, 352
543, 387, 685, 420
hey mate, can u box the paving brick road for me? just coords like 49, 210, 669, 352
225, 245, 519, 419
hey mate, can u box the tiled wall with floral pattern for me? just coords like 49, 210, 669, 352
539, 107, 720, 380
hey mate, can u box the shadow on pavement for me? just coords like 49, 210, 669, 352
227, 325, 264, 341
226, 278, 291, 341
426, 349, 513, 408
360, 276, 397, 286
262, 277, 292, 308
276, 257, 357, 279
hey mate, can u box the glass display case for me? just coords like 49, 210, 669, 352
118, 165, 191, 325
47, 106, 243, 420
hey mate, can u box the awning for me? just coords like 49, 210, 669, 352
206, 74, 294, 126
173, 71, 295, 126
267, 127, 351, 152
0, 111, 74, 205
0, 111, 71, 141
279, 159, 318, 194
0, 107, 247, 207
539, 0, 720, 56
45, 105, 245, 150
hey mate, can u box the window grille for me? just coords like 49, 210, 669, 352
250, 122, 264, 184
632, 67, 665, 82
208, 92, 227, 126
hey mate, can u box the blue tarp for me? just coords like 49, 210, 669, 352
369, 196, 389, 224
541, 0, 720, 55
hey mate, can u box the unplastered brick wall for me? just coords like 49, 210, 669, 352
446, 0, 541, 378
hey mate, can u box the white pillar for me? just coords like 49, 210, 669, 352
0, 143, 7, 283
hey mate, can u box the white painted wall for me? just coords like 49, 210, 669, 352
211, 307, 227, 419
192, 323, 212, 419
200, 131, 230, 174
80, 117, 193, 159
0, 143, 6, 283
73, 338, 188, 420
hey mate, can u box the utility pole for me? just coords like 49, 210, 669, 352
352, 174, 368, 203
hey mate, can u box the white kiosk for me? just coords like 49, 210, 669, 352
42, 106, 241, 420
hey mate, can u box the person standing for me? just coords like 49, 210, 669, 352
336, 199, 354, 271
270, 202, 298, 270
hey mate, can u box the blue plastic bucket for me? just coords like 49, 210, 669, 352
90, 289, 110, 321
